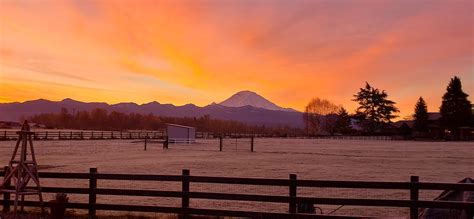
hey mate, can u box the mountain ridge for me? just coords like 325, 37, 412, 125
0, 91, 303, 128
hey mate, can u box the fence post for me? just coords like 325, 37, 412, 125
3, 166, 11, 213
45, 131, 48, 140
219, 137, 223, 152
144, 137, 148, 151
410, 176, 419, 219
89, 168, 98, 219
251, 137, 254, 152
58, 131, 61, 140
3, 131, 6, 140
163, 137, 169, 150
182, 169, 190, 218
289, 174, 297, 214
81, 132, 84, 140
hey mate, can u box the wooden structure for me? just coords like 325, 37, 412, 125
1, 168, 473, 219
166, 124, 195, 143
0, 121, 44, 215
0, 130, 400, 141
0, 130, 165, 141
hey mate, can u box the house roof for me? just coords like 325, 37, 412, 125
393, 120, 414, 128
428, 112, 441, 121
166, 123, 195, 129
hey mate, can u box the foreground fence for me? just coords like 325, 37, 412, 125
1, 168, 472, 219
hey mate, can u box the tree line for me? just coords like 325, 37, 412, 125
304, 76, 472, 137
410, 76, 472, 138
26, 109, 303, 136
25, 76, 471, 138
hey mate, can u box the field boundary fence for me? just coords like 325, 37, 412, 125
1, 167, 472, 219
0, 130, 396, 141
0, 130, 165, 141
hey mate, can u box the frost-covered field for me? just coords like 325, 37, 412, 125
0, 138, 473, 217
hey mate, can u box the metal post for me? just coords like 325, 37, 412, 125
89, 168, 98, 219
410, 176, 419, 219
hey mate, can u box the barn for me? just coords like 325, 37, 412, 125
166, 124, 196, 143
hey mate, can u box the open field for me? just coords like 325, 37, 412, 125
1, 138, 473, 217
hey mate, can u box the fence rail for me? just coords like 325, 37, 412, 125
1, 168, 473, 218
0, 130, 396, 141
0, 130, 165, 141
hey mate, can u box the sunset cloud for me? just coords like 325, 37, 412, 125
1, 0, 472, 118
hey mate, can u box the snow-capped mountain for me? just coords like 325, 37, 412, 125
0, 96, 303, 127
219, 90, 296, 112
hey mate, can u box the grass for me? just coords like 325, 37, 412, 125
1, 209, 235, 219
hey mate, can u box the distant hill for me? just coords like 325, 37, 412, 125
0, 95, 304, 128
219, 90, 296, 112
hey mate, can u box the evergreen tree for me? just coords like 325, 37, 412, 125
352, 82, 399, 133
335, 107, 352, 134
413, 97, 429, 133
440, 76, 472, 131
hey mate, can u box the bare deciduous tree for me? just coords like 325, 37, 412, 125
304, 98, 341, 135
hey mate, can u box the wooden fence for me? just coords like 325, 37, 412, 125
0, 131, 284, 141
1, 168, 473, 219
0, 130, 165, 141
0, 130, 395, 141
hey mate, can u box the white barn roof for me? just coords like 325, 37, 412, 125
166, 123, 195, 129
166, 123, 195, 143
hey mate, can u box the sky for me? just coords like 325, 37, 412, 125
0, 0, 472, 118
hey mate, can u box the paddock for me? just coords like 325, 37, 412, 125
0, 138, 472, 217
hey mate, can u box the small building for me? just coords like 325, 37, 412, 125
166, 124, 195, 143
0, 121, 22, 129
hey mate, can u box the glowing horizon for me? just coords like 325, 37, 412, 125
1, 0, 472, 118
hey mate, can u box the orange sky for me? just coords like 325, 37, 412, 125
0, 0, 472, 118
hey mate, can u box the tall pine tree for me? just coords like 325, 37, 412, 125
352, 82, 399, 133
413, 97, 429, 133
439, 76, 472, 131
